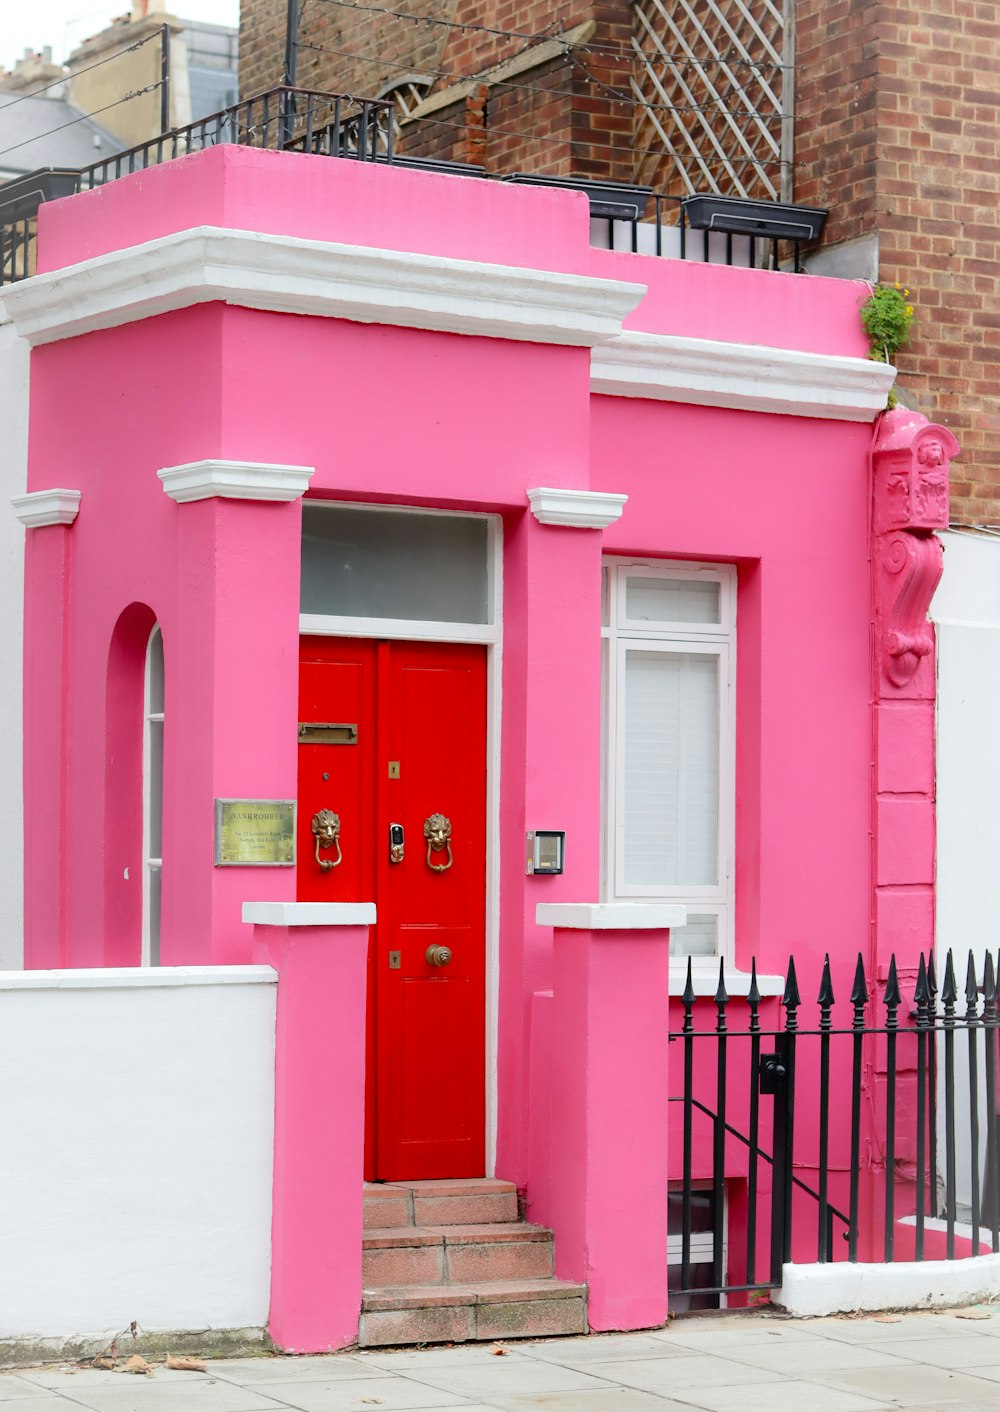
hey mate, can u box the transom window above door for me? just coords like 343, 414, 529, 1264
300, 503, 499, 645
602, 560, 736, 964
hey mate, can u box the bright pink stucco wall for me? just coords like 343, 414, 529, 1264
25, 150, 893, 1239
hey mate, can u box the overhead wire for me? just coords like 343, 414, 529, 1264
0, 29, 163, 111
0, 82, 162, 161
297, 38, 792, 132
305, 0, 793, 72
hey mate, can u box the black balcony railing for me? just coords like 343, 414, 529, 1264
0, 87, 393, 286
0, 83, 824, 287
671, 949, 1000, 1308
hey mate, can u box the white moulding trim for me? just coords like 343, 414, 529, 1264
777, 1246, 1000, 1317
11, 488, 81, 527
591, 328, 897, 423
243, 901, 377, 927
527, 487, 628, 529
0, 965, 276, 990
159, 459, 316, 503
4, 226, 648, 350
536, 902, 687, 930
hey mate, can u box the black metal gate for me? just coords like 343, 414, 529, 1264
670, 949, 1000, 1304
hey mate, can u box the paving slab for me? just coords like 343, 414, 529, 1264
669, 1379, 892, 1412
803, 1364, 1000, 1407
390, 1360, 613, 1400
491, 1392, 695, 1411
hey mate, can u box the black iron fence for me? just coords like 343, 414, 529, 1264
671, 950, 1000, 1307
0, 84, 825, 288
0, 87, 393, 287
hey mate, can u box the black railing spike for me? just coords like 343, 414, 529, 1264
884, 954, 901, 1015
715, 956, 729, 1010
748, 957, 761, 1011
928, 952, 938, 1001
984, 951, 997, 1015
783, 955, 801, 1011
914, 952, 930, 1021
818, 953, 835, 1009
682, 955, 696, 1012
851, 952, 868, 1013
966, 952, 980, 1020
942, 949, 958, 1011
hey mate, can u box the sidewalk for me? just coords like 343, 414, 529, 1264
5, 1308, 1000, 1411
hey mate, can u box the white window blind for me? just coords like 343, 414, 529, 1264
622, 650, 719, 889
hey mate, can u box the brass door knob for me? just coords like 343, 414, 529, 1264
425, 944, 453, 967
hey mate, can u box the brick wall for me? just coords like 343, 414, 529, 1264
796, 0, 1000, 524
240, 0, 633, 182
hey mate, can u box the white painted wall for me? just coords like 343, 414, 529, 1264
0, 967, 276, 1343
0, 299, 27, 969
932, 528, 1000, 1216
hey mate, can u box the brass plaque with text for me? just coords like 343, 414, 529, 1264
215, 799, 296, 866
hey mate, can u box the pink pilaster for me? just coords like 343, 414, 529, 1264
21, 519, 75, 968
246, 901, 374, 1353
498, 513, 604, 1185
164, 494, 304, 966
540, 902, 684, 1332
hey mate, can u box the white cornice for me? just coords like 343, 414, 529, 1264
527, 487, 628, 529
158, 459, 315, 503
3, 226, 647, 350
590, 329, 897, 422
11, 488, 81, 527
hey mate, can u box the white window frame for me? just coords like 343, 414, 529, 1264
142, 623, 164, 968
602, 558, 736, 973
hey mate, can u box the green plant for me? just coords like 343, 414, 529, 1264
860, 283, 914, 409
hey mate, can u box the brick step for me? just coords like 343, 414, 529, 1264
359, 1278, 588, 1347
364, 1178, 518, 1230
363, 1221, 553, 1287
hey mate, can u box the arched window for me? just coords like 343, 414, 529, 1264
143, 625, 164, 966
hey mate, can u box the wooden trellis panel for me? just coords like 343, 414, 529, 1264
632, 0, 794, 201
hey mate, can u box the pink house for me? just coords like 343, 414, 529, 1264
5, 129, 962, 1350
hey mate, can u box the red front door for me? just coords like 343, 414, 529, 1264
297, 637, 487, 1180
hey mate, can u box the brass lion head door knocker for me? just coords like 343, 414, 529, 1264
424, 813, 453, 872
311, 808, 343, 871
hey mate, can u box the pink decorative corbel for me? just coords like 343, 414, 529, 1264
872, 410, 959, 691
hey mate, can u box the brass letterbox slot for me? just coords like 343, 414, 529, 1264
298, 722, 358, 745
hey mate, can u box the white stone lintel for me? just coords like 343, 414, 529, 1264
536, 902, 686, 930
243, 901, 376, 927
527, 487, 628, 529
158, 459, 315, 504
11, 488, 82, 527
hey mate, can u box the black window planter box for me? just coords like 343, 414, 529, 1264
0, 168, 82, 224
681, 195, 827, 244
503, 172, 652, 222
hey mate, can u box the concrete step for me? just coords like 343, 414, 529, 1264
363, 1178, 519, 1230
363, 1221, 554, 1287
358, 1278, 588, 1347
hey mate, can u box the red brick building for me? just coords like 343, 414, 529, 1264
239, 0, 999, 521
